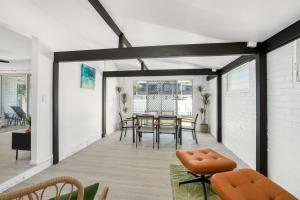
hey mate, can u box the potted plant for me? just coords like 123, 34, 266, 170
121, 93, 128, 114
25, 116, 31, 133
198, 86, 211, 133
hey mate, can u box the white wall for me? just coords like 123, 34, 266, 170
208, 78, 217, 138
59, 61, 103, 160
267, 41, 300, 198
208, 60, 257, 169
119, 75, 208, 131
106, 77, 120, 135
0, 59, 31, 73
31, 38, 53, 165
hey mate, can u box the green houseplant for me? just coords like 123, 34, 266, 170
116, 86, 128, 114
198, 86, 211, 133
25, 116, 31, 133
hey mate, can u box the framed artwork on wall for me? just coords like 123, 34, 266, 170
81, 64, 96, 89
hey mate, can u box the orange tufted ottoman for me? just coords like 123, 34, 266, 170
211, 168, 297, 200
176, 148, 237, 200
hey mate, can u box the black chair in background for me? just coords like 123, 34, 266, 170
136, 115, 155, 149
119, 112, 133, 141
4, 112, 16, 126
157, 115, 178, 149
181, 113, 199, 144
10, 106, 27, 126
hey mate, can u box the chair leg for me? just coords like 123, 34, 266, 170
139, 132, 141, 142
202, 181, 208, 200
193, 130, 198, 144
120, 128, 123, 141
158, 132, 160, 149
192, 129, 195, 140
136, 131, 138, 148
124, 128, 127, 137
175, 132, 177, 150
153, 132, 155, 149
179, 175, 209, 200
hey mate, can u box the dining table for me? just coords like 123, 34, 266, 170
131, 114, 184, 145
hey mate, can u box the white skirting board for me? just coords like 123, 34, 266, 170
0, 156, 53, 193
59, 135, 101, 162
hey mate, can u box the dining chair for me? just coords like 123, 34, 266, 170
181, 113, 198, 144
157, 115, 178, 149
136, 115, 155, 148
119, 112, 133, 141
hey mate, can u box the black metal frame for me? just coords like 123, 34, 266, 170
51, 3, 300, 178
54, 42, 256, 62
104, 68, 217, 77
255, 44, 268, 176
179, 171, 211, 200
88, 0, 149, 70
263, 20, 300, 53
216, 73, 222, 143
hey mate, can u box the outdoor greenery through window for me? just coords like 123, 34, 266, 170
133, 80, 193, 116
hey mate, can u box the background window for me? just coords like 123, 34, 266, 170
295, 39, 300, 82
133, 80, 193, 116
227, 62, 250, 91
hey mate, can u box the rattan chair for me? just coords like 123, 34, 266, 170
0, 176, 109, 200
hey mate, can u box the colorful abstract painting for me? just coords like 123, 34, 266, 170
81, 64, 96, 89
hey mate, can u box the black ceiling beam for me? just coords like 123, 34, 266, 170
54, 42, 256, 62
88, 0, 148, 70
206, 75, 217, 81
206, 54, 256, 81
220, 55, 256, 75
103, 68, 216, 77
0, 59, 9, 63
263, 19, 300, 53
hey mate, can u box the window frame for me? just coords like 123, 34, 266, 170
294, 39, 300, 82
227, 62, 251, 93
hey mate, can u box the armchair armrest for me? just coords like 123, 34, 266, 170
99, 186, 109, 200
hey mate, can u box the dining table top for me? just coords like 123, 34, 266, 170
130, 114, 192, 120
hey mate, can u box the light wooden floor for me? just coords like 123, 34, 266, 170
0, 131, 32, 183
10, 131, 248, 200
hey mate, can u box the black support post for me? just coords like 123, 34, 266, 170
256, 47, 268, 176
102, 76, 106, 137
217, 73, 222, 143
53, 61, 59, 164
141, 62, 145, 71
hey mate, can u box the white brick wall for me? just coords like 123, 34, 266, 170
208, 61, 257, 169
208, 42, 300, 197
222, 60, 257, 169
267, 41, 300, 198
208, 78, 217, 138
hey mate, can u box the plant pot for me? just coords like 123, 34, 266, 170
200, 123, 209, 133
25, 126, 31, 134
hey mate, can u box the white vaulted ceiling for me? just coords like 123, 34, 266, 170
0, 0, 300, 70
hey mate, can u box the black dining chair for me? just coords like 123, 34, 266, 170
136, 115, 155, 149
119, 112, 133, 141
181, 113, 198, 144
157, 115, 178, 149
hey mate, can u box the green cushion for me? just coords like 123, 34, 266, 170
49, 183, 99, 200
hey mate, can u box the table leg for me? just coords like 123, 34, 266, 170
16, 149, 18, 160
179, 119, 182, 145
132, 118, 135, 143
